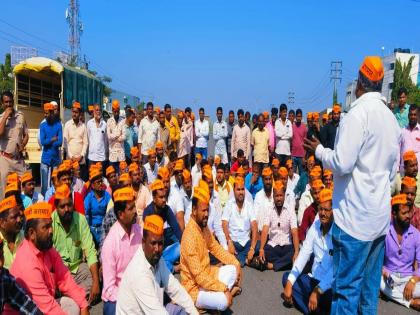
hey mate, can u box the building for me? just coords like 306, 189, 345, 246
105, 89, 141, 112
10, 46, 38, 66
345, 80, 357, 112
381, 49, 419, 103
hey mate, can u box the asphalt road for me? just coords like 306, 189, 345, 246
90, 267, 417, 314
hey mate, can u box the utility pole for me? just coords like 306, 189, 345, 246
66, 0, 83, 66
330, 61, 342, 105
288, 92, 295, 107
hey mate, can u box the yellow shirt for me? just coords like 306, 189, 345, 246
165, 116, 180, 144
180, 219, 239, 301
251, 127, 270, 163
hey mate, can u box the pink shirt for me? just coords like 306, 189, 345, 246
291, 122, 308, 157
231, 124, 251, 159
5, 239, 88, 315
400, 123, 420, 171
101, 221, 142, 302
266, 121, 275, 152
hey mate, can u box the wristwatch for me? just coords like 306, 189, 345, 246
410, 278, 417, 284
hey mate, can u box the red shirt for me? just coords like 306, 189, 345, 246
230, 161, 240, 173
411, 206, 420, 232
291, 122, 308, 158
298, 203, 317, 241
49, 191, 85, 215
5, 239, 88, 314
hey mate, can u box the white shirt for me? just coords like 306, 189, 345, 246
275, 118, 293, 155
168, 188, 184, 215
191, 165, 202, 187
222, 198, 256, 246
87, 118, 108, 161
297, 188, 313, 225
285, 187, 296, 214
157, 155, 169, 168
195, 119, 209, 148
315, 92, 401, 241
144, 162, 158, 185
263, 203, 297, 247
287, 220, 333, 292
213, 120, 228, 156
182, 188, 192, 225
207, 190, 227, 249
138, 116, 160, 154
254, 189, 273, 231
287, 173, 300, 194
116, 248, 198, 315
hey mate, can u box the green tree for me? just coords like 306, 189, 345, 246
0, 53, 13, 93
392, 56, 420, 104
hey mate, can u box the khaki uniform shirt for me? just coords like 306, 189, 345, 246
0, 110, 27, 157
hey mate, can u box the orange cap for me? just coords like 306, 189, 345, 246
286, 159, 293, 168
279, 167, 288, 177
128, 163, 139, 173
193, 187, 210, 204
307, 112, 313, 120
312, 112, 319, 120
177, 111, 184, 118
106, 166, 116, 177
6, 173, 20, 184
313, 165, 322, 172
262, 167, 273, 177
72, 101, 81, 110
24, 202, 52, 221
112, 99, 120, 110
332, 104, 341, 113
262, 111, 269, 118
202, 168, 212, 180
130, 146, 139, 157
0, 196, 17, 213
403, 150, 417, 162
214, 155, 221, 164
195, 153, 202, 160
43, 102, 54, 111
392, 194, 407, 206
147, 149, 156, 156
144, 214, 164, 235
359, 56, 384, 82
402, 176, 417, 188
323, 169, 333, 177
155, 106, 160, 114
319, 188, 333, 203
272, 158, 280, 167
174, 159, 184, 171
236, 167, 245, 176
72, 161, 79, 170
310, 169, 322, 178
120, 161, 128, 171
273, 180, 284, 191
158, 166, 170, 179
198, 180, 210, 194
322, 113, 328, 121
21, 171, 33, 184
55, 184, 71, 200
52, 169, 58, 179
150, 179, 165, 192
182, 169, 191, 180
113, 187, 135, 202
119, 173, 131, 182
88, 105, 94, 112
311, 179, 325, 189
89, 169, 102, 181
155, 141, 164, 150
234, 176, 244, 187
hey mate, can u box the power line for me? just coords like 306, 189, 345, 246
330, 61, 342, 103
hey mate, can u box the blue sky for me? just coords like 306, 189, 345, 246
1, 0, 420, 116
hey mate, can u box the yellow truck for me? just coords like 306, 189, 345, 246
12, 57, 104, 180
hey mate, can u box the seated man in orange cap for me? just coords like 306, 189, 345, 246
299, 179, 325, 241
52, 185, 100, 304
21, 171, 44, 204
297, 167, 322, 224
4, 174, 31, 209
282, 188, 334, 315
101, 187, 142, 314
156, 141, 169, 168
401, 176, 420, 231
143, 179, 183, 273
0, 195, 24, 269
254, 167, 274, 232
144, 149, 158, 185
117, 215, 198, 314
380, 194, 420, 311
181, 183, 241, 312
259, 181, 299, 272
286, 159, 300, 193
71, 161, 85, 194
5, 202, 89, 315
171, 159, 186, 195
322, 169, 333, 190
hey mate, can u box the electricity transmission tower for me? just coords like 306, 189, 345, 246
66, 0, 83, 65
330, 61, 342, 104
288, 92, 295, 107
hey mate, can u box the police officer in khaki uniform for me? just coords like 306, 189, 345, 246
0, 91, 28, 197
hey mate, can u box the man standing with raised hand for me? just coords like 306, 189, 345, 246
304, 56, 401, 314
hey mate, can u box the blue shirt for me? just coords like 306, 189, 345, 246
124, 124, 138, 158
143, 202, 182, 242
394, 104, 410, 128
40, 119, 62, 166
20, 194, 32, 209
245, 173, 263, 199
84, 190, 111, 227
44, 186, 55, 202
294, 170, 308, 199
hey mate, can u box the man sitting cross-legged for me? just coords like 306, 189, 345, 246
180, 182, 241, 312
